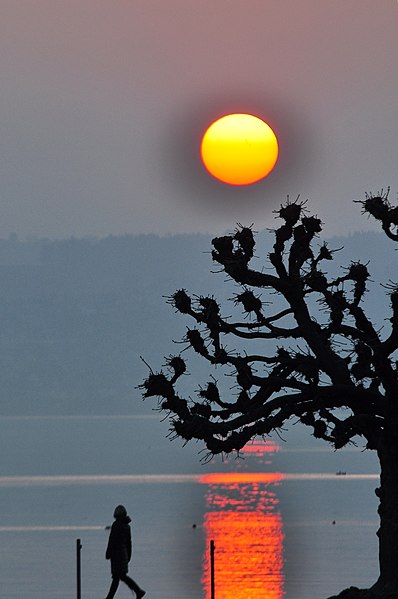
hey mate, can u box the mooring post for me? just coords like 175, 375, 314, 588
76, 538, 82, 599
210, 539, 215, 599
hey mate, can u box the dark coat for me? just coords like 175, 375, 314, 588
106, 516, 132, 576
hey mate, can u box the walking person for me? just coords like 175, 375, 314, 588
104, 505, 146, 599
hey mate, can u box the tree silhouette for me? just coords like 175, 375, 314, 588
141, 189, 398, 598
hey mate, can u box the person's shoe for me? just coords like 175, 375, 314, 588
136, 591, 146, 599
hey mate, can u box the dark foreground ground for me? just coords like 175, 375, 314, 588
328, 587, 398, 599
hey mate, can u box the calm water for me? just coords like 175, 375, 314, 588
0, 416, 380, 599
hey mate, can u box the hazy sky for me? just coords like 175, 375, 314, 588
1, 0, 397, 239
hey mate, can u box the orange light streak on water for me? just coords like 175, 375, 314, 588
240, 441, 280, 456
200, 473, 283, 486
200, 474, 285, 599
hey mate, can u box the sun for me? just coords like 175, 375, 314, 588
200, 113, 279, 186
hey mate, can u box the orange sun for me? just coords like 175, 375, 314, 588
200, 113, 279, 186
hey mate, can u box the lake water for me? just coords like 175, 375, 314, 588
0, 415, 381, 599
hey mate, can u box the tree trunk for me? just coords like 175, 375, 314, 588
373, 427, 398, 594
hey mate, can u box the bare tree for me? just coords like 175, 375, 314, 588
141, 190, 398, 598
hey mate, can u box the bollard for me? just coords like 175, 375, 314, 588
76, 538, 82, 599
210, 539, 215, 599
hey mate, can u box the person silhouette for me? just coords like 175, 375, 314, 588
104, 505, 146, 599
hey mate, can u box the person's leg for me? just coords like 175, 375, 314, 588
120, 574, 146, 598
105, 576, 120, 599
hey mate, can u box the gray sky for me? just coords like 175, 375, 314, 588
1, 0, 397, 239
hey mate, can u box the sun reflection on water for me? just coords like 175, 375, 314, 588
199, 441, 285, 599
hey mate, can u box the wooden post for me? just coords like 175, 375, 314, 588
210, 539, 215, 599
76, 538, 82, 599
